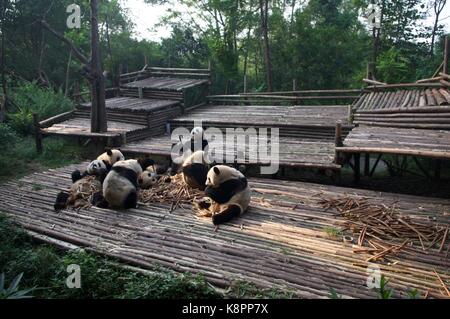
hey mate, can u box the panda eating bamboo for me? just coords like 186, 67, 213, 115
197, 165, 251, 225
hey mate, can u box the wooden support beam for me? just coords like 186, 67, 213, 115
434, 159, 442, 180
412, 157, 431, 180
33, 113, 43, 154
354, 153, 361, 183
369, 154, 382, 177
364, 153, 370, 176
444, 36, 450, 75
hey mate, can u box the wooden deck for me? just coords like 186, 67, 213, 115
352, 88, 450, 129
79, 97, 179, 113
123, 77, 209, 91
0, 163, 449, 298
337, 126, 450, 159
170, 104, 353, 139
41, 117, 152, 143
120, 134, 341, 170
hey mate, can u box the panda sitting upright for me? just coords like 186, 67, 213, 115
171, 150, 211, 190
199, 165, 251, 225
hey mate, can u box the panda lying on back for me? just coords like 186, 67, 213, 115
54, 159, 111, 211
199, 165, 251, 225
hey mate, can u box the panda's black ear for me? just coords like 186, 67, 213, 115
213, 167, 220, 175
107, 149, 113, 156
102, 160, 112, 170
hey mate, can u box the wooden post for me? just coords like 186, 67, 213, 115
33, 113, 43, 154
444, 36, 450, 75
292, 79, 297, 91
335, 121, 343, 147
243, 75, 247, 93
90, 0, 107, 133
434, 160, 442, 180
144, 54, 148, 67
364, 153, 370, 176
334, 121, 343, 164
354, 153, 361, 183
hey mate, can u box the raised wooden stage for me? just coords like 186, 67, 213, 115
337, 126, 450, 159
0, 163, 449, 298
121, 134, 341, 170
118, 103, 353, 172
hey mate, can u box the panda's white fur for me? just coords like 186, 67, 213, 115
138, 170, 159, 189
180, 150, 211, 190
97, 149, 124, 165
86, 159, 109, 176
102, 159, 143, 209
203, 165, 251, 225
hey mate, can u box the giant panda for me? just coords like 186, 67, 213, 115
171, 150, 211, 190
98, 158, 153, 209
137, 158, 170, 189
97, 149, 125, 166
189, 127, 208, 153
200, 165, 251, 225
54, 159, 111, 211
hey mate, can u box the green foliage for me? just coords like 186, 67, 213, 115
0, 136, 86, 183
0, 123, 18, 148
0, 273, 35, 299
8, 82, 73, 135
378, 275, 394, 299
329, 288, 343, 299
323, 226, 342, 238
376, 48, 412, 83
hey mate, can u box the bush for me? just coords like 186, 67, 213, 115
0, 124, 18, 148
8, 82, 74, 135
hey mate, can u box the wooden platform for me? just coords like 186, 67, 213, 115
79, 97, 179, 113
123, 77, 209, 91
352, 88, 450, 129
0, 163, 449, 298
170, 104, 353, 139
120, 134, 341, 170
41, 117, 151, 143
337, 126, 450, 159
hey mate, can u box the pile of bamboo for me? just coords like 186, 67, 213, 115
139, 174, 203, 213
317, 195, 450, 261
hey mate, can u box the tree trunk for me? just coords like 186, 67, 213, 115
430, 0, 446, 56
0, 0, 6, 122
259, 0, 273, 92
90, 0, 107, 133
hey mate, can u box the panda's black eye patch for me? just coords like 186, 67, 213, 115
116, 157, 120, 161
148, 173, 152, 177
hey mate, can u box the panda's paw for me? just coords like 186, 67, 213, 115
91, 192, 109, 209
194, 197, 212, 210
54, 192, 70, 211
71, 170, 83, 183
212, 205, 241, 225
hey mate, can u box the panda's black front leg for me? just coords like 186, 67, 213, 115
212, 205, 241, 225
71, 170, 89, 183
54, 192, 70, 211
91, 191, 109, 209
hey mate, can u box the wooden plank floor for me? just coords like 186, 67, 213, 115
79, 97, 179, 113
120, 134, 341, 170
172, 104, 352, 127
41, 117, 147, 138
0, 163, 449, 298
337, 126, 450, 159
123, 77, 209, 91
